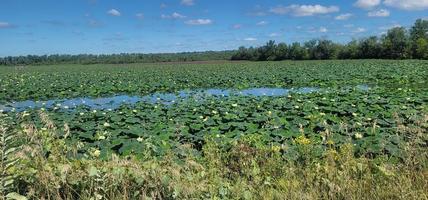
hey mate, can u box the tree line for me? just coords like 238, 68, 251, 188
0, 51, 235, 66
1, 19, 427, 66
232, 19, 428, 61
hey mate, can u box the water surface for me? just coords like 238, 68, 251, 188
0, 86, 368, 112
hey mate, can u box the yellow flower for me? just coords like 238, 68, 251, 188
296, 135, 311, 145
271, 145, 281, 152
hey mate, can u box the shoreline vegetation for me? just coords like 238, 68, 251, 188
2, 112, 427, 199
0, 59, 427, 199
1, 19, 427, 66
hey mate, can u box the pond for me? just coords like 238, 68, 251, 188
0, 85, 369, 112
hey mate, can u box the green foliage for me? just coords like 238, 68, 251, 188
0, 51, 236, 66
232, 19, 428, 61
1, 60, 427, 161
11, 121, 428, 199
0, 115, 25, 200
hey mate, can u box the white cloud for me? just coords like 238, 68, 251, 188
353, 27, 367, 33
368, 9, 390, 17
244, 37, 257, 41
379, 24, 401, 30
181, 0, 194, 6
185, 19, 212, 25
107, 9, 121, 16
383, 0, 428, 10
269, 33, 280, 37
0, 22, 13, 28
335, 13, 353, 20
136, 13, 144, 19
319, 27, 328, 33
160, 3, 167, 8
161, 12, 186, 19
344, 24, 354, 28
270, 4, 339, 17
354, 0, 381, 9
256, 21, 268, 26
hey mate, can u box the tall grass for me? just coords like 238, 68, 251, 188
3, 112, 428, 200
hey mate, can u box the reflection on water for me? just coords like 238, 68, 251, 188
0, 85, 369, 112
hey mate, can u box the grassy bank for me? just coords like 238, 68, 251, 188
2, 112, 427, 200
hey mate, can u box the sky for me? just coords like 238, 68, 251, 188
0, 0, 427, 56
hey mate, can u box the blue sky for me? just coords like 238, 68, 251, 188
0, 0, 427, 56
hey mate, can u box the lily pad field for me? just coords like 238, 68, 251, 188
1, 60, 428, 199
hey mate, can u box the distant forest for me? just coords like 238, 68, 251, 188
231, 19, 428, 61
1, 19, 427, 66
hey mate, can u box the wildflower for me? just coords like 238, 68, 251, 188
102, 112, 106, 115
64, 106, 69, 109
203, 117, 209, 122
93, 149, 101, 157
294, 106, 300, 109
314, 106, 319, 110
352, 113, 358, 117
40, 108, 45, 111
132, 109, 138, 113
199, 116, 204, 119
268, 111, 272, 115
193, 108, 197, 112
22, 113, 30, 117
271, 145, 281, 152
80, 112, 85, 116
92, 110, 97, 113
98, 135, 106, 140
41, 128, 47, 131
137, 137, 143, 142
355, 133, 363, 139
212, 110, 218, 114
232, 103, 238, 107
154, 106, 158, 109
103, 122, 110, 127
295, 135, 311, 145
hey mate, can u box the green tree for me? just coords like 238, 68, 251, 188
410, 19, 428, 59
381, 27, 410, 59
274, 43, 288, 60
359, 36, 382, 59
415, 38, 428, 59
289, 42, 306, 60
